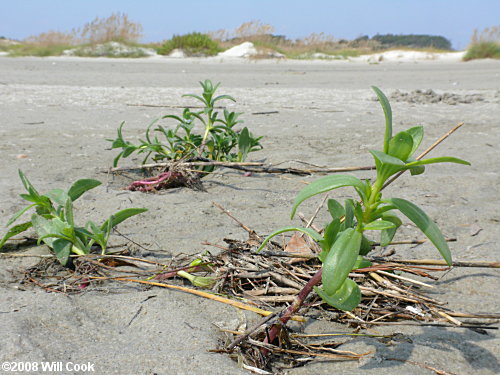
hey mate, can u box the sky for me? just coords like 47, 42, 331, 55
1, 0, 499, 50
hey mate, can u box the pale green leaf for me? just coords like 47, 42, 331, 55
100, 208, 148, 231
291, 175, 365, 219
45, 189, 69, 207
68, 179, 102, 201
352, 256, 372, 270
404, 156, 471, 168
327, 199, 345, 221
364, 220, 397, 231
388, 131, 413, 161
238, 127, 250, 161
52, 238, 73, 266
6, 204, 36, 227
321, 219, 341, 253
380, 213, 402, 247
322, 228, 361, 295
372, 86, 392, 154
18, 170, 40, 196
0, 221, 33, 248
385, 198, 452, 265
315, 278, 361, 311
406, 126, 424, 156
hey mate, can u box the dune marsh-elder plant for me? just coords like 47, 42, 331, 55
0, 171, 147, 266
110, 80, 263, 168
258, 86, 470, 318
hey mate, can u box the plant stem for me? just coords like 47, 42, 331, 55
71, 246, 86, 256
261, 269, 323, 354
199, 109, 213, 154
363, 179, 384, 222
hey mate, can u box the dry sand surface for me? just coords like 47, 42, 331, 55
0, 56, 499, 374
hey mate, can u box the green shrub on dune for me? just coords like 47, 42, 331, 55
463, 41, 500, 61
158, 32, 221, 56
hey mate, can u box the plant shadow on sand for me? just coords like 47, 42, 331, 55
359, 326, 500, 372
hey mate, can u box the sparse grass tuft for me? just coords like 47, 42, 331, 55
7, 44, 72, 57
79, 12, 143, 44
463, 42, 500, 61
464, 26, 500, 61
4, 12, 144, 57
210, 21, 377, 59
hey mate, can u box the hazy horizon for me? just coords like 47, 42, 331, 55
1, 0, 499, 50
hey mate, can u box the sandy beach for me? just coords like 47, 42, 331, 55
0, 56, 499, 375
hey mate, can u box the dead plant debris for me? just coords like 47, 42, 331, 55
15, 228, 499, 373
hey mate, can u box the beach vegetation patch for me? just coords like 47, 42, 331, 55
158, 32, 221, 56
109, 80, 263, 191
0, 171, 147, 266
253, 86, 470, 347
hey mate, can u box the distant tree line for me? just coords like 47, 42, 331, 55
355, 34, 452, 50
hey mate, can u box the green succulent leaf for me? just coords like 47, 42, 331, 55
237, 127, 250, 161
45, 189, 69, 207
100, 208, 148, 231
388, 131, 413, 161
364, 219, 397, 231
18, 170, 40, 197
371, 86, 392, 154
359, 235, 374, 256
343, 199, 355, 230
67, 179, 102, 201
65, 198, 74, 227
321, 219, 341, 254
385, 198, 452, 265
315, 278, 361, 311
406, 126, 424, 156
404, 156, 471, 169
327, 199, 345, 221
352, 256, 372, 270
291, 175, 365, 219
213, 94, 236, 103
6, 204, 37, 227
353, 201, 364, 225
379, 213, 402, 247
0, 221, 33, 249
52, 238, 73, 266
257, 226, 324, 253
31, 214, 57, 247
322, 228, 361, 295
32, 215, 75, 248
370, 150, 406, 182
406, 156, 426, 176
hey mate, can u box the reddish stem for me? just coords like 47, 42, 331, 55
262, 268, 323, 354
126, 172, 186, 192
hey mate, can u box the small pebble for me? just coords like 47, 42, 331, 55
16, 154, 28, 159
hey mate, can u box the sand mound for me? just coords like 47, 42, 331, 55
64, 42, 157, 58
218, 42, 257, 57
353, 50, 466, 63
390, 89, 485, 104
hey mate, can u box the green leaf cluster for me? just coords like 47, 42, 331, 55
0, 171, 147, 266
109, 80, 263, 170
257, 86, 470, 312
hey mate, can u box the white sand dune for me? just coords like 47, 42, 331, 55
352, 49, 466, 63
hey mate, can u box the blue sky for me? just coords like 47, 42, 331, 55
1, 0, 498, 49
